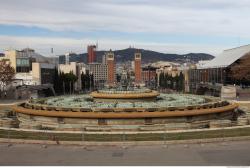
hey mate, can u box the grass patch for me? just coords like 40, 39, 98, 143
0, 127, 250, 142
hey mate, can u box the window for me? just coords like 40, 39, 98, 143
16, 66, 30, 73
16, 58, 30, 66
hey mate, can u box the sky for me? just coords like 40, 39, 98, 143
1, 0, 250, 56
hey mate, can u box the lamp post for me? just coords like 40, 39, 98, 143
63, 81, 65, 95
89, 73, 92, 92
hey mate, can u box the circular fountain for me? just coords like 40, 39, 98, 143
13, 70, 238, 132
13, 92, 238, 131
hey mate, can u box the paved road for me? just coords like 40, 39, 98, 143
0, 140, 250, 166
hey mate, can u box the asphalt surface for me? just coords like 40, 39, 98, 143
0, 140, 250, 166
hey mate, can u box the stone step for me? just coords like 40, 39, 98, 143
85, 126, 112, 132
0, 117, 19, 128
139, 125, 165, 131
237, 117, 249, 126
209, 120, 232, 128
165, 123, 191, 130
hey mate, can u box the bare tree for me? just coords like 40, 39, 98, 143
0, 60, 15, 97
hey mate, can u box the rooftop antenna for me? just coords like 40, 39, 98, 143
96, 40, 99, 50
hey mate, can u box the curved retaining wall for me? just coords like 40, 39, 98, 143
12, 101, 238, 131
13, 103, 237, 119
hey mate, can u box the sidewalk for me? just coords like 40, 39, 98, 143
234, 100, 250, 104
1, 135, 250, 146
0, 99, 27, 106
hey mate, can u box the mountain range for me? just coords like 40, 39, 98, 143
63, 48, 215, 64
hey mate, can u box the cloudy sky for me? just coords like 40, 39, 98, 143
1, 0, 250, 56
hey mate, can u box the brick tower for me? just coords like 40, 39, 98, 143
107, 50, 116, 86
134, 51, 142, 84
87, 45, 96, 63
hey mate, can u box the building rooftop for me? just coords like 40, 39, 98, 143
21, 48, 35, 52
200, 44, 250, 69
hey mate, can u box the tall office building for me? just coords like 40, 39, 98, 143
134, 51, 142, 84
87, 63, 108, 88
102, 54, 107, 64
106, 50, 116, 86
87, 45, 96, 63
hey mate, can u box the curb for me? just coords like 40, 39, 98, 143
1, 136, 250, 147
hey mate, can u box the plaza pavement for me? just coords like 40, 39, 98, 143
0, 99, 27, 106
0, 140, 250, 166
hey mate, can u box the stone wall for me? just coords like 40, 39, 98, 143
16, 110, 235, 132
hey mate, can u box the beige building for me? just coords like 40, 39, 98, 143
4, 48, 36, 73
12, 62, 56, 86
32, 63, 56, 85
152, 61, 182, 86
1, 48, 58, 99
155, 62, 190, 91
2, 48, 56, 86
58, 62, 86, 91
156, 65, 181, 84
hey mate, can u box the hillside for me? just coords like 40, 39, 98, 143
65, 48, 214, 64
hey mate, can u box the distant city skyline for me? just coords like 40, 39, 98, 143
1, 0, 250, 56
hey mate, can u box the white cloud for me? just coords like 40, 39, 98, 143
0, 0, 247, 55
0, 35, 230, 56
1, 0, 250, 37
